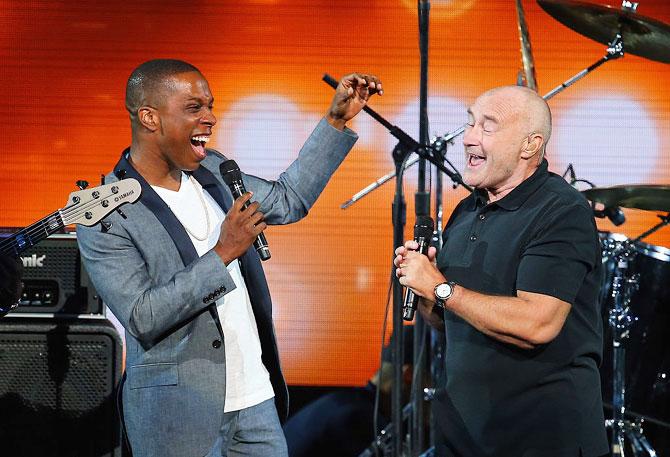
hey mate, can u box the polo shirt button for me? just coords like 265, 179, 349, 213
212, 339, 222, 349
470, 234, 477, 241
479, 214, 486, 220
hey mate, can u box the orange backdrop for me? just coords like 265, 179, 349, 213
1, 0, 669, 386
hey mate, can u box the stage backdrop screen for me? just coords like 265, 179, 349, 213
1, 0, 669, 386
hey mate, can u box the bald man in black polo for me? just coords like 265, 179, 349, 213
395, 86, 608, 456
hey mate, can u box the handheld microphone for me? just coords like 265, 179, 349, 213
219, 160, 271, 261
402, 215, 434, 321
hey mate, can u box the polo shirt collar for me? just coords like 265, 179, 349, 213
469, 159, 550, 211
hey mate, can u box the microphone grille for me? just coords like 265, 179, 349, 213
220, 160, 242, 186
414, 216, 434, 238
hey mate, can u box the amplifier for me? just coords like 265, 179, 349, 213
3, 233, 102, 316
0, 317, 123, 457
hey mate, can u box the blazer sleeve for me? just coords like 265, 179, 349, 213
242, 117, 358, 224
77, 217, 236, 349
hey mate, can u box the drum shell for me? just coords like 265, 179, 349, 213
599, 233, 670, 429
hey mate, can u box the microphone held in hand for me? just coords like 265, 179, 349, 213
219, 160, 271, 261
402, 215, 434, 321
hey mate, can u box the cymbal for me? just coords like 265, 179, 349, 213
537, 0, 670, 63
582, 185, 670, 212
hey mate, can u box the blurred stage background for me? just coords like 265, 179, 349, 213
0, 0, 669, 387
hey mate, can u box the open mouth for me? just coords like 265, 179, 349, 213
190, 135, 210, 159
467, 152, 486, 167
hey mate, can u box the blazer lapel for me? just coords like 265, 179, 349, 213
191, 161, 233, 212
113, 149, 199, 267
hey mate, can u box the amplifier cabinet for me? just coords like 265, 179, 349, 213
3, 233, 102, 316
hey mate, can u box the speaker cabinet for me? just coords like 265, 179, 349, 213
0, 318, 123, 457
3, 233, 102, 316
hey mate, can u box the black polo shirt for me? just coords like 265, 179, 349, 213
434, 159, 608, 457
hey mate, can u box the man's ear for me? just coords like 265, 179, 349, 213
521, 133, 543, 159
138, 106, 159, 132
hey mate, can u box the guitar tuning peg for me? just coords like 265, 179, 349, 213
76, 180, 89, 190
100, 220, 112, 233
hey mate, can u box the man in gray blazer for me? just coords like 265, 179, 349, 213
77, 59, 381, 457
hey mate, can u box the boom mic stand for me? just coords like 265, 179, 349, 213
321, 75, 470, 195
321, 74, 470, 457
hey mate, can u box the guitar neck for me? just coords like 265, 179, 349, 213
0, 211, 64, 258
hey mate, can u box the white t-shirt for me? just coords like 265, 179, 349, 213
152, 172, 274, 412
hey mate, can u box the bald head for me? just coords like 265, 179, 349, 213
463, 85, 554, 198
479, 86, 552, 160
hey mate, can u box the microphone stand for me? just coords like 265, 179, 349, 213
322, 72, 469, 457
322, 73, 472, 457
391, 146, 408, 457
321, 74, 471, 195
429, 135, 446, 456
412, 2, 430, 456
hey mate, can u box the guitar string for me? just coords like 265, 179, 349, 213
1, 186, 133, 254
0, 211, 62, 255
1, 203, 97, 254
0, 186, 134, 254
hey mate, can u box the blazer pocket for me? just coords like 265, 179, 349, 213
127, 363, 178, 389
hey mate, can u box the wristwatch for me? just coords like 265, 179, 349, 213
434, 281, 456, 308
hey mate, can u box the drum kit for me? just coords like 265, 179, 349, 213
539, 2, 670, 456
585, 187, 670, 456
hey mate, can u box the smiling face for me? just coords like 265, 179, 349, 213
153, 71, 216, 172
462, 86, 546, 201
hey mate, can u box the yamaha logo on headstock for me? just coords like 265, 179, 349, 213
113, 189, 136, 203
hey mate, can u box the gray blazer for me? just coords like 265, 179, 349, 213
77, 118, 357, 457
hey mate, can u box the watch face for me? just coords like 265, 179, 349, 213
435, 283, 452, 300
